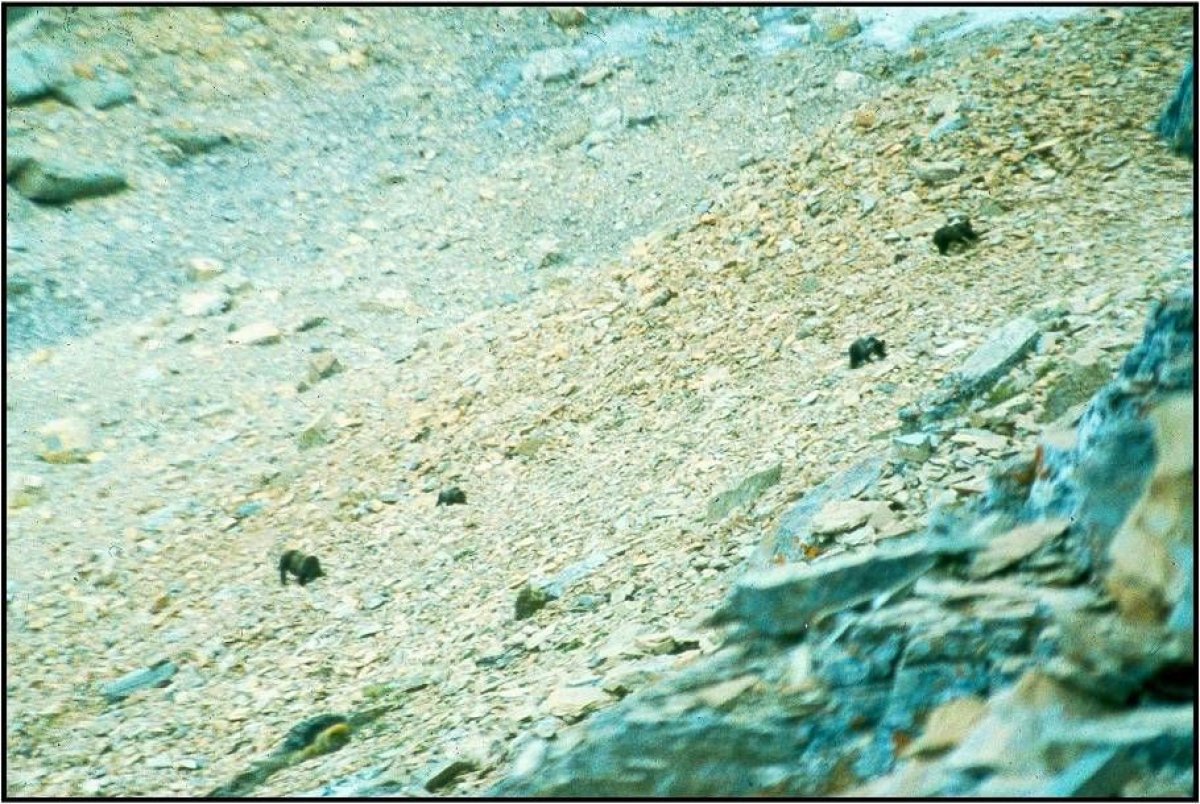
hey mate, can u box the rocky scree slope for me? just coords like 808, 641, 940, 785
4, 6, 1194, 797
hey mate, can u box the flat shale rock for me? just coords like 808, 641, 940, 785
954, 316, 1040, 399
755, 456, 885, 567
227, 321, 281, 345
10, 156, 128, 203
705, 462, 782, 522
713, 537, 965, 637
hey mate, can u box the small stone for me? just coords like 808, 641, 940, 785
811, 8, 861, 43
179, 290, 230, 318
579, 65, 612, 88
297, 411, 332, 450
186, 257, 226, 282
810, 500, 886, 537
859, 190, 878, 216
925, 93, 961, 121
529, 237, 564, 269
693, 675, 758, 710
894, 433, 929, 464
601, 658, 668, 695
5, 45, 68, 105
158, 125, 233, 158
706, 463, 782, 522
532, 716, 561, 739
221, 272, 253, 295
626, 109, 658, 128
53, 68, 134, 109
929, 113, 968, 142
360, 287, 421, 315
522, 48, 578, 84
37, 417, 92, 464
544, 685, 611, 722
633, 632, 677, 656
592, 107, 623, 131
833, 70, 867, 92
307, 352, 344, 383
294, 315, 327, 333
99, 658, 177, 703
548, 7, 587, 29
7, 473, 47, 509
419, 758, 478, 792
949, 429, 1009, 452
227, 321, 281, 345
913, 160, 963, 185
637, 287, 676, 312
234, 501, 264, 520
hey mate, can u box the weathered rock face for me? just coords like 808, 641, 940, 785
1158, 60, 1194, 160
489, 290, 1195, 797
1020, 288, 1194, 576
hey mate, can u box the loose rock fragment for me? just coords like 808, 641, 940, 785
180, 290, 231, 318
228, 321, 282, 345
100, 658, 178, 703
11, 156, 128, 203
37, 417, 92, 464
706, 463, 782, 522
544, 685, 611, 722
913, 160, 963, 185
186, 257, 227, 282
954, 317, 1040, 399
419, 758, 479, 792
548, 7, 587, 28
